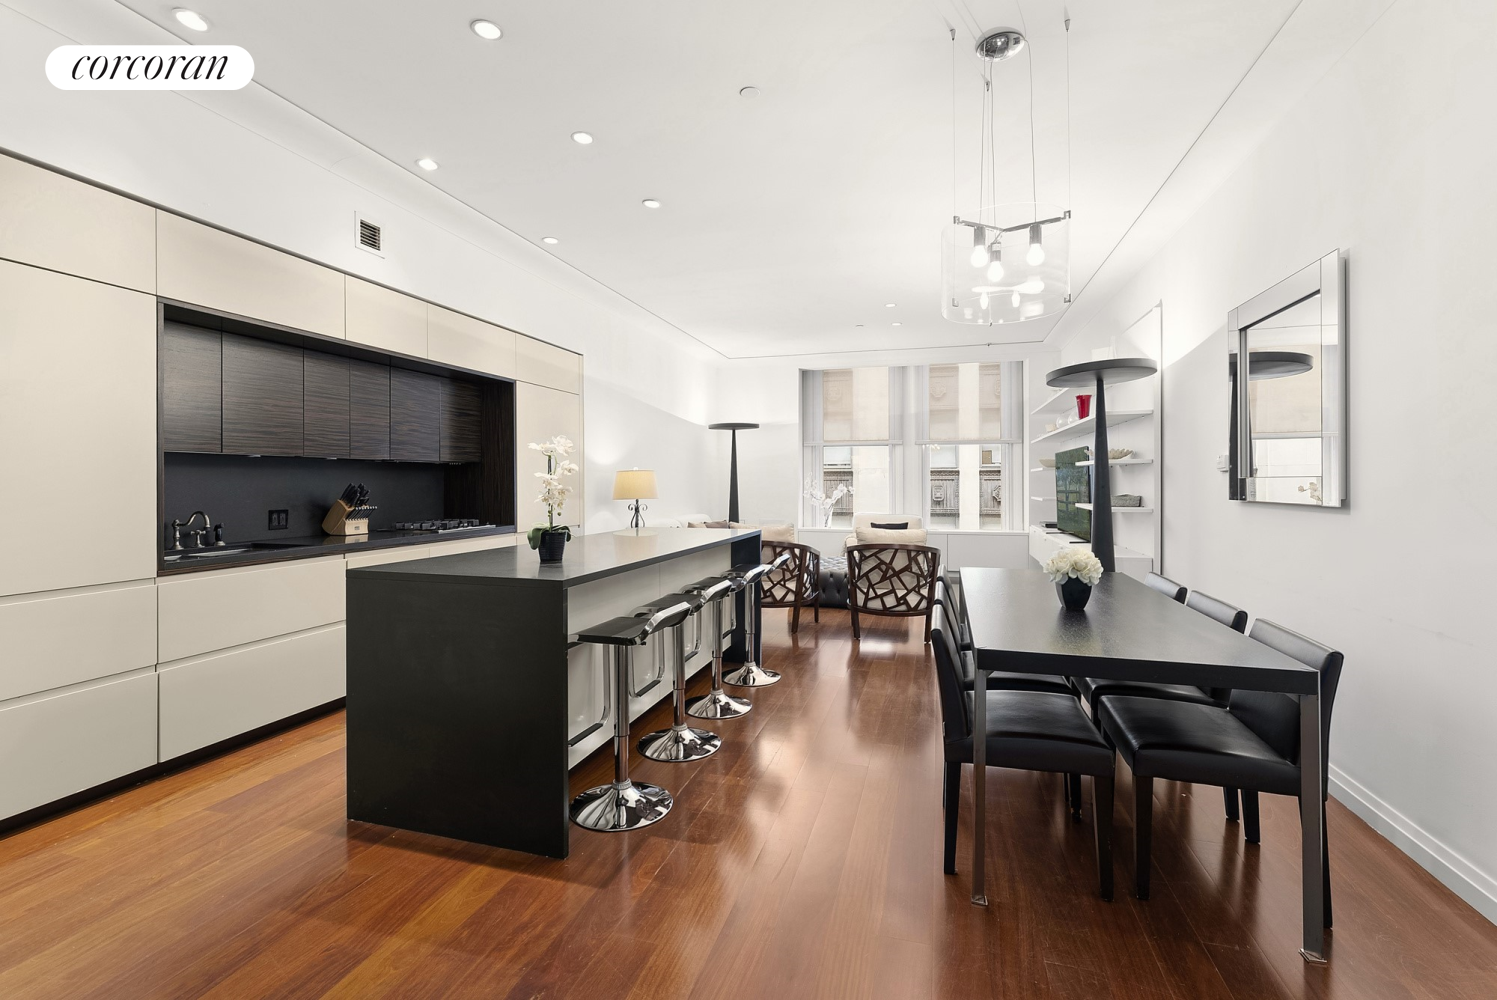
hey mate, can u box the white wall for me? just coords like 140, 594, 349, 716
1051, 0, 1497, 921
0, 3, 722, 531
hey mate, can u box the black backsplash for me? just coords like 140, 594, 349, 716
163, 453, 467, 545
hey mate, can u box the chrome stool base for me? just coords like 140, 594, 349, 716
686, 689, 752, 719
638, 724, 722, 762
570, 780, 673, 832
723, 661, 781, 687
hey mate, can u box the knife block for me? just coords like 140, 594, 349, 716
322, 499, 369, 536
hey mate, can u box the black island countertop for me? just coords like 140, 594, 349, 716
346, 526, 761, 589
158, 524, 516, 575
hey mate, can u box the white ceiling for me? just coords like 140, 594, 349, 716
108, 0, 1324, 359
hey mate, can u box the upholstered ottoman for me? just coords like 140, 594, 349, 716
818, 555, 849, 609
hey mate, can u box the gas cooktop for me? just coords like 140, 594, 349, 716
388, 519, 495, 534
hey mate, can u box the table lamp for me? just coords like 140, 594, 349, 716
612, 469, 658, 529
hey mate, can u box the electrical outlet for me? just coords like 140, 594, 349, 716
268, 509, 289, 530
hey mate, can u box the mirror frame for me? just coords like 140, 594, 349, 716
1228, 250, 1346, 506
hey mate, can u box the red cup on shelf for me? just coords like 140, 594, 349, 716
1076, 394, 1092, 419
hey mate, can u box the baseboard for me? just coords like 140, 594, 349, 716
1329, 764, 1497, 925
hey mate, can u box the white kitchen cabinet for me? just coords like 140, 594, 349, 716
0, 154, 156, 292
157, 624, 346, 760
0, 261, 157, 598
346, 277, 427, 357
0, 669, 158, 821
427, 305, 515, 378
0, 581, 157, 703
156, 213, 345, 339
157, 557, 346, 663
516, 381, 585, 529
516, 335, 582, 393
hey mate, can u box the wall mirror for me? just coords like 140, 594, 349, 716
1229, 250, 1346, 506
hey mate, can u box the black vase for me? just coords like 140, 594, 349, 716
537, 529, 568, 563
1056, 577, 1092, 611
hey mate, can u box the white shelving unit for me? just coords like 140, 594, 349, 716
1031, 409, 1152, 445
1030, 496, 1055, 502
1029, 388, 1082, 417
1076, 503, 1154, 513
1076, 457, 1152, 467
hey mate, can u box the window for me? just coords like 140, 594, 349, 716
801, 363, 1023, 531
922, 362, 1021, 531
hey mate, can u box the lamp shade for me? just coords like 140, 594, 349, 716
612, 469, 658, 500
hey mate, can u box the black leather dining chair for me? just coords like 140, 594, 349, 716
931, 606, 1116, 898
1096, 619, 1343, 917
1182, 590, 1251, 821
1072, 573, 1221, 716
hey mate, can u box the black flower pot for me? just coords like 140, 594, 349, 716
537, 529, 568, 563
1056, 577, 1092, 611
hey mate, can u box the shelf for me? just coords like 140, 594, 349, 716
1030, 496, 1055, 502
1029, 388, 1084, 417
1075, 503, 1154, 513
1032, 409, 1152, 446
1076, 457, 1153, 467
1029, 467, 1054, 474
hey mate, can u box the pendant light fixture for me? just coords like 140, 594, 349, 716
941, 19, 1073, 325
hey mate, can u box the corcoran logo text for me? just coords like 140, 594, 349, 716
46, 45, 254, 90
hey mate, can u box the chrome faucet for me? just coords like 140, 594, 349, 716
171, 511, 212, 550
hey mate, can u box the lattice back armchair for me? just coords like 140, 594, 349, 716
760, 541, 821, 633
846, 543, 942, 643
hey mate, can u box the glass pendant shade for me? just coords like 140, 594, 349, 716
943, 203, 1069, 324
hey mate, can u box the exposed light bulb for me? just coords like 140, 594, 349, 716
1011, 291, 1021, 308
969, 226, 989, 268
1026, 222, 1046, 266
986, 256, 1005, 282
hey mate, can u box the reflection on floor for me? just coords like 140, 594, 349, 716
1, 610, 1494, 998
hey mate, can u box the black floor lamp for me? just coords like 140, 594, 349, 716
1044, 359, 1158, 572
709, 422, 758, 523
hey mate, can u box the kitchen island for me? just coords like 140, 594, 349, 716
345, 527, 761, 857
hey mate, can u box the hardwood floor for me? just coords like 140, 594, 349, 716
2, 609, 1495, 999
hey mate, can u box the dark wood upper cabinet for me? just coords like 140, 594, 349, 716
389, 368, 441, 462
161, 322, 222, 453
222, 333, 304, 456
440, 380, 482, 463
303, 352, 350, 458
349, 360, 391, 461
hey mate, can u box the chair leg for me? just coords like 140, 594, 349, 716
943, 760, 961, 875
851, 605, 861, 639
1224, 787, 1240, 822
1067, 773, 1083, 822
1093, 774, 1115, 901
791, 601, 801, 635
1322, 802, 1333, 928
1242, 790, 1261, 844
1134, 775, 1154, 900
813, 593, 820, 623
923, 609, 933, 644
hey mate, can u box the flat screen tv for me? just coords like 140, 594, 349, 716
1055, 446, 1092, 540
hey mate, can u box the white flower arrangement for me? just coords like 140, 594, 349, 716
527, 435, 577, 548
802, 478, 853, 527
1043, 547, 1103, 587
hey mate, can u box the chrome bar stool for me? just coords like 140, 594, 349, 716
683, 575, 752, 720
723, 551, 792, 688
635, 591, 723, 762
569, 599, 694, 832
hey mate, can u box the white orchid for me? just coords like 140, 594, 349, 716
1043, 547, 1103, 587
802, 478, 854, 527
527, 436, 579, 547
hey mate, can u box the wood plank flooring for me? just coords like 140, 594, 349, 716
2, 609, 1495, 998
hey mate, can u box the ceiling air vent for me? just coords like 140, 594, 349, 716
355, 213, 383, 256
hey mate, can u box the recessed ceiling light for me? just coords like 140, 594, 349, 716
469, 19, 502, 40
173, 8, 209, 31
542, 237, 559, 245
416, 157, 439, 171
641, 199, 661, 209
571, 131, 594, 145
739, 86, 761, 98
892, 322, 902, 327
885, 302, 896, 308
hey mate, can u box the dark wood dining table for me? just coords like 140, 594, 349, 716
957, 568, 1329, 963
